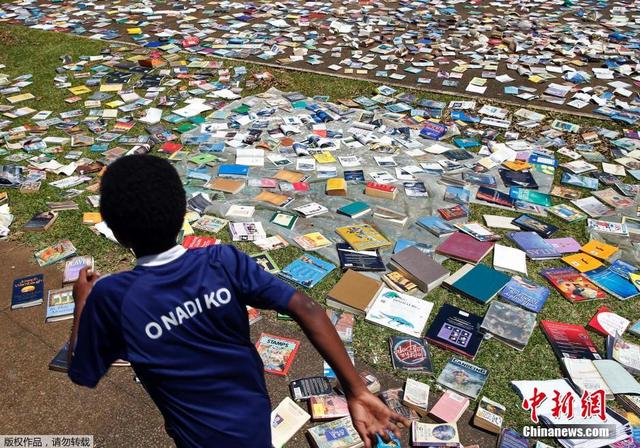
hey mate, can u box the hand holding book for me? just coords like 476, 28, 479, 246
67, 267, 101, 365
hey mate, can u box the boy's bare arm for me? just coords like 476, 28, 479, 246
67, 267, 101, 365
287, 291, 409, 448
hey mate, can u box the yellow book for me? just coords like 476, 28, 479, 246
273, 169, 306, 183
313, 151, 337, 164
629, 272, 640, 291
326, 177, 347, 196
7, 93, 35, 104
100, 84, 123, 93
181, 219, 194, 236
502, 160, 531, 171
68, 85, 91, 95
335, 224, 391, 251
581, 240, 618, 260
82, 212, 102, 225
127, 27, 142, 34
294, 232, 332, 251
562, 253, 604, 273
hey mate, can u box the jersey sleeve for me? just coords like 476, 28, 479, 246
220, 245, 297, 312
68, 279, 126, 388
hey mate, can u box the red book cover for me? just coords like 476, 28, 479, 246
541, 268, 606, 303
255, 333, 300, 376
435, 232, 494, 264
366, 181, 397, 192
181, 235, 218, 249
540, 320, 601, 361
160, 142, 182, 154
587, 306, 629, 337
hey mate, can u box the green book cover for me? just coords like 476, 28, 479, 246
337, 201, 371, 217
452, 264, 511, 304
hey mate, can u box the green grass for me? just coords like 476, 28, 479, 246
1, 24, 639, 444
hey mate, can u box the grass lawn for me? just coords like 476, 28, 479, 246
1, 24, 638, 443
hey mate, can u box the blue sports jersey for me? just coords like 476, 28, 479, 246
68, 244, 297, 448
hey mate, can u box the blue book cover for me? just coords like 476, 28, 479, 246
45, 287, 75, 322
609, 259, 639, 277
452, 264, 511, 304
279, 255, 336, 288
499, 428, 529, 448
508, 232, 560, 259
586, 266, 640, 300
392, 240, 433, 255
337, 201, 370, 218
11, 274, 44, 309
416, 216, 456, 237
499, 276, 550, 313
217, 164, 249, 177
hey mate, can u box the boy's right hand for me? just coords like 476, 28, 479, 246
72, 267, 101, 307
347, 389, 410, 448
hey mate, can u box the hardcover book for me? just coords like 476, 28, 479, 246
426, 304, 483, 359
11, 274, 44, 309
365, 288, 434, 338
417, 216, 456, 237
336, 201, 371, 219
435, 232, 495, 264
512, 214, 558, 238
389, 247, 449, 292
389, 335, 433, 373
326, 269, 382, 316
437, 358, 488, 399
255, 333, 300, 376
336, 243, 385, 272
449, 263, 511, 304
508, 231, 560, 260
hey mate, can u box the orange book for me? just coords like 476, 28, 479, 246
562, 253, 603, 273
581, 240, 618, 260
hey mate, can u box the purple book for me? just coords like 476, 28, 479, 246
547, 237, 581, 254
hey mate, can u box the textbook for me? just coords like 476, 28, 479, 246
365, 288, 434, 338
255, 333, 300, 376
402, 378, 430, 416
23, 211, 57, 231
270, 397, 310, 448
430, 390, 468, 423
62, 255, 94, 284
326, 269, 383, 316
540, 320, 601, 361
45, 287, 75, 322
336, 201, 371, 219
307, 417, 363, 448
11, 274, 44, 309
435, 232, 494, 264
473, 396, 505, 434
448, 263, 510, 304
499, 276, 549, 313
308, 395, 349, 421
547, 237, 581, 254
541, 267, 606, 302
508, 231, 560, 260
436, 358, 488, 399
581, 240, 619, 260
335, 224, 391, 251
411, 422, 460, 447
389, 335, 433, 373
289, 377, 333, 401
426, 304, 483, 359
279, 255, 335, 289
562, 252, 603, 273
336, 243, 385, 272
480, 301, 537, 351
389, 246, 449, 292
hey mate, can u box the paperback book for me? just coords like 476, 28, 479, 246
365, 288, 434, 338
279, 255, 336, 289
437, 357, 488, 399
255, 333, 300, 376
389, 335, 433, 373
426, 304, 483, 359
11, 274, 44, 309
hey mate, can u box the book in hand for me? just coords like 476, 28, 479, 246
435, 232, 494, 264
437, 358, 489, 400
411, 421, 460, 447
255, 333, 300, 376
498, 276, 549, 313
389, 246, 449, 292
270, 397, 310, 448
402, 378, 430, 416
335, 224, 391, 251
447, 263, 511, 304
307, 416, 363, 448
11, 274, 44, 309
325, 269, 382, 316
426, 303, 484, 360
279, 255, 335, 289
23, 211, 57, 231
507, 231, 560, 260
336, 243, 385, 272
541, 267, 606, 302
45, 287, 75, 322
389, 335, 433, 374
430, 390, 469, 423
540, 320, 601, 361
365, 288, 434, 338
308, 395, 350, 421
380, 388, 419, 422
62, 255, 94, 284
289, 377, 333, 401
473, 396, 505, 434
480, 301, 537, 351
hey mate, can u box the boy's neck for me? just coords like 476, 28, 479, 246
133, 241, 178, 258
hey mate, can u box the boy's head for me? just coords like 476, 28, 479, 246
100, 154, 186, 256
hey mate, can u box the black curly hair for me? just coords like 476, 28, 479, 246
100, 154, 186, 256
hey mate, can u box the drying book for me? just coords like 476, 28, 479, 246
380, 389, 419, 422
270, 397, 310, 448
389, 246, 449, 292
417, 216, 456, 237
389, 335, 433, 373
411, 422, 460, 447
279, 255, 335, 289
512, 214, 558, 238
437, 358, 489, 399
587, 306, 630, 337
336, 243, 385, 272
308, 395, 349, 421
62, 255, 94, 284
541, 267, 606, 302
507, 231, 560, 260
480, 301, 537, 351
499, 276, 549, 313
402, 378, 430, 416
11, 274, 44, 309
540, 320, 601, 361
326, 269, 383, 316
307, 417, 363, 448
289, 377, 333, 401
586, 265, 640, 300
255, 333, 300, 376
430, 390, 469, 423
425, 304, 483, 359
435, 232, 494, 264
473, 396, 505, 434
447, 263, 510, 304
335, 224, 391, 251
23, 210, 57, 231
45, 287, 75, 322
365, 288, 434, 338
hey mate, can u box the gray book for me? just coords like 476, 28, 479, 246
389, 247, 450, 292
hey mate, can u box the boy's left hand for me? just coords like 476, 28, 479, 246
347, 390, 410, 448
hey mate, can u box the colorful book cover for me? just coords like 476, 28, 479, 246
586, 266, 640, 300
307, 417, 362, 448
365, 288, 434, 338
389, 335, 433, 373
335, 224, 391, 251
34, 239, 77, 267
416, 216, 456, 237
436, 358, 488, 399
308, 396, 350, 421
45, 287, 75, 322
540, 320, 601, 360
541, 267, 606, 302
499, 276, 549, 313
279, 255, 336, 288
251, 252, 280, 274
326, 309, 354, 344
62, 255, 94, 284
255, 333, 300, 376
508, 232, 560, 259
562, 253, 604, 273
425, 304, 483, 359
11, 274, 44, 309
509, 187, 552, 206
